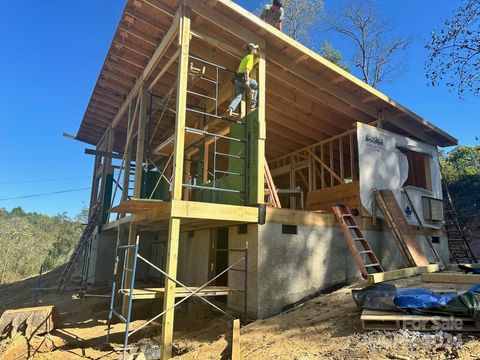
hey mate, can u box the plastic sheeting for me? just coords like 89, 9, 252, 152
352, 283, 398, 311
357, 123, 443, 229
394, 288, 457, 309
353, 283, 480, 320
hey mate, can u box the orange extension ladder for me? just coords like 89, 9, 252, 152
333, 203, 384, 278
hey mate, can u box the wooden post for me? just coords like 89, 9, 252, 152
339, 137, 344, 181
256, 51, 266, 205
161, 6, 190, 360
133, 83, 148, 198
121, 100, 134, 207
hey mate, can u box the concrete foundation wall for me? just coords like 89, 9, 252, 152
257, 223, 361, 318
88, 230, 116, 285
177, 230, 210, 286
256, 220, 449, 318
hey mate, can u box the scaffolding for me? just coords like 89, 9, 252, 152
106, 235, 249, 356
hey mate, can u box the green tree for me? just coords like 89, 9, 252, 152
319, 40, 350, 71
425, 0, 480, 97
0, 207, 85, 284
440, 145, 480, 182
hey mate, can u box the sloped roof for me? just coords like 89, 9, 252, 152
76, 0, 457, 151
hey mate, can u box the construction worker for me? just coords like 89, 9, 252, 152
226, 43, 259, 117
260, 0, 284, 31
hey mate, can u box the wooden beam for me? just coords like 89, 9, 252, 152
143, 10, 180, 81
111, 8, 181, 130
185, 0, 265, 48
133, 83, 148, 198
421, 272, 480, 284
367, 265, 439, 284
161, 6, 190, 360
170, 200, 259, 222
307, 149, 344, 184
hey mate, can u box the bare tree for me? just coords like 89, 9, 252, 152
327, 0, 412, 88
257, 0, 324, 44
425, 0, 480, 97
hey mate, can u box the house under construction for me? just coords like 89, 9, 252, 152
65, 0, 458, 358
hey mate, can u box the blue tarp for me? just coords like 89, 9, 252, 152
353, 282, 480, 320
394, 288, 457, 309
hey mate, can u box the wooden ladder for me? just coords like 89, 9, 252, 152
374, 190, 430, 267
443, 182, 478, 264
333, 203, 384, 278
56, 211, 100, 293
264, 161, 281, 208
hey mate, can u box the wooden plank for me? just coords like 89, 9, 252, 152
122, 286, 236, 300
376, 190, 430, 267
367, 264, 439, 284
109, 198, 164, 213
171, 200, 259, 223
421, 273, 480, 284
232, 319, 241, 360
306, 182, 360, 212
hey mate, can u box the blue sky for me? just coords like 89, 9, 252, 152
0, 0, 478, 217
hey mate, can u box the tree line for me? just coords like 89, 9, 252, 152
440, 145, 480, 243
0, 207, 86, 284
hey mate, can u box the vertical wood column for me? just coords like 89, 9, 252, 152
121, 100, 134, 206
161, 5, 190, 360
133, 83, 148, 198
256, 52, 266, 205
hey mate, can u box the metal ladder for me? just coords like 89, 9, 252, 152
56, 210, 100, 293
443, 181, 478, 264
333, 204, 384, 277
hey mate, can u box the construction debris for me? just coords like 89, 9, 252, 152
0, 305, 60, 339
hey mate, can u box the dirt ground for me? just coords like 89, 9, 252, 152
1, 270, 479, 360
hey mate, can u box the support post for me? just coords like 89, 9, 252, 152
121, 100, 134, 207
256, 51, 266, 205
161, 5, 190, 360
133, 83, 148, 198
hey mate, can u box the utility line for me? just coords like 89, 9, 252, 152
0, 188, 90, 201
0, 176, 90, 185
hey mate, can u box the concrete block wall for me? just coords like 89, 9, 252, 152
177, 230, 210, 286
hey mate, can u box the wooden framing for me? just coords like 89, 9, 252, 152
160, 5, 190, 358
72, 1, 461, 359
421, 272, 480, 284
